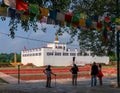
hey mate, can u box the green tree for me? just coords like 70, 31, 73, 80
8, 53, 14, 62
16, 53, 21, 62
59, 0, 118, 56
0, 53, 8, 62
0, 0, 119, 56
0, 53, 21, 63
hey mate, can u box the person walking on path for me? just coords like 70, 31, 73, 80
97, 64, 104, 86
70, 64, 79, 86
91, 62, 98, 87
43, 65, 56, 88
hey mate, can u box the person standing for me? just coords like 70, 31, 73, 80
91, 62, 98, 87
97, 64, 103, 86
43, 65, 56, 88
70, 64, 79, 86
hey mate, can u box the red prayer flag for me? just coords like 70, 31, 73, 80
97, 22, 102, 29
102, 25, 108, 42
16, 0, 28, 11
65, 12, 73, 22
104, 16, 110, 23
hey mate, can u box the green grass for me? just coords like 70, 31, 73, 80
103, 65, 116, 68
0, 78, 8, 83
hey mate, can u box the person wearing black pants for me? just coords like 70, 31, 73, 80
91, 62, 98, 87
70, 64, 79, 86
43, 65, 56, 88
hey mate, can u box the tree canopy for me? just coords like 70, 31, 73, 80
0, 53, 21, 63
0, 0, 120, 56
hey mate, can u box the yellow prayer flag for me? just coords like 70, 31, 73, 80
39, 7, 49, 17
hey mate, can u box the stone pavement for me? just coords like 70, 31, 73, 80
0, 72, 25, 84
0, 72, 120, 93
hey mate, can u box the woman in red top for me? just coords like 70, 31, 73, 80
97, 64, 104, 86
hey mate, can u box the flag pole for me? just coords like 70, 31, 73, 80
116, 0, 120, 87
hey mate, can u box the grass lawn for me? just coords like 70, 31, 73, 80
103, 65, 116, 68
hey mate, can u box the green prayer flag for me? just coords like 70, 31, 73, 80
29, 4, 39, 14
72, 12, 80, 22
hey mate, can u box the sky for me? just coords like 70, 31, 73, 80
0, 17, 79, 54
0, 0, 79, 53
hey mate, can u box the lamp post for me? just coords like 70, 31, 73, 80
18, 64, 20, 84
117, 30, 120, 87
116, 0, 120, 87
73, 56, 75, 64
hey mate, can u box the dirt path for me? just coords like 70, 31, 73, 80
0, 65, 117, 80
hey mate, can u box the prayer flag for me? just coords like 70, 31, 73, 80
4, 0, 16, 8
102, 25, 108, 42
56, 12, 65, 22
16, 0, 28, 11
104, 16, 110, 23
86, 19, 92, 28
29, 4, 39, 14
79, 18, 86, 27
65, 12, 73, 22
39, 7, 49, 17
49, 10, 57, 20
72, 12, 80, 23
97, 21, 102, 30
0, 5, 7, 16
80, 13, 87, 19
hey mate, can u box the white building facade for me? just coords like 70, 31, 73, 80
21, 38, 109, 66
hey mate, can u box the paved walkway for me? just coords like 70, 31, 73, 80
0, 72, 25, 84
0, 72, 120, 93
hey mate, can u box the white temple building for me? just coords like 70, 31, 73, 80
21, 36, 109, 66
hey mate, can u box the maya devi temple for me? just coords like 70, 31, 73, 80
21, 36, 109, 66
